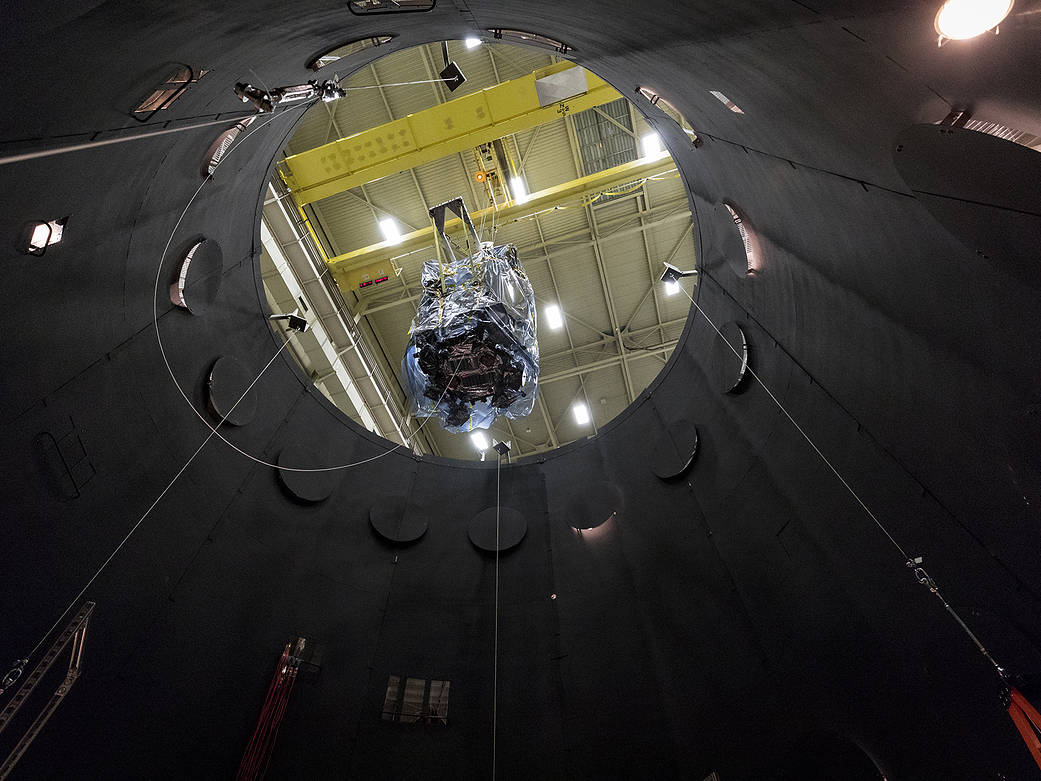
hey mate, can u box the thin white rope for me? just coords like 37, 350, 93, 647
0, 113, 257, 167
150, 99, 450, 471
683, 284, 1009, 676
681, 286, 910, 561
492, 453, 501, 781
337, 78, 448, 90
24, 335, 294, 662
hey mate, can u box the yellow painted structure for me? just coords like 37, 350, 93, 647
323, 154, 678, 289
281, 61, 621, 205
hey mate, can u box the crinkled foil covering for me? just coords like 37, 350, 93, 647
402, 243, 539, 432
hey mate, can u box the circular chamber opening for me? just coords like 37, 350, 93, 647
259, 39, 698, 460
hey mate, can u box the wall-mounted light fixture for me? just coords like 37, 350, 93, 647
21, 217, 68, 256
936, 0, 1014, 45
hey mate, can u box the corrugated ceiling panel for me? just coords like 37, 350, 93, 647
331, 85, 390, 134
515, 120, 578, 194
547, 244, 611, 337
644, 172, 686, 207
487, 45, 555, 82
591, 194, 641, 225
601, 230, 651, 312
314, 191, 381, 252
537, 204, 590, 243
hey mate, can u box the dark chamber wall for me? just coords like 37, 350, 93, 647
1, 1, 1040, 779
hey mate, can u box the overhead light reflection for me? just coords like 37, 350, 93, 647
641, 131, 663, 158
510, 176, 528, 204
573, 402, 590, 425
379, 217, 402, 245
464, 37, 482, 49
544, 304, 563, 330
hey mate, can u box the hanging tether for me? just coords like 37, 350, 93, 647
1006, 686, 1041, 770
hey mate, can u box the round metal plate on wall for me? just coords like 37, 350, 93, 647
651, 420, 699, 480
712, 321, 749, 394
277, 444, 338, 503
370, 495, 429, 544
468, 507, 527, 553
207, 356, 258, 426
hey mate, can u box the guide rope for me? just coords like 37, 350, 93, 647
680, 285, 1011, 677
492, 451, 502, 781
151, 100, 454, 472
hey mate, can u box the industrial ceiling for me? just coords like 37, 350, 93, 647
2, 1, 1041, 779
263, 41, 694, 459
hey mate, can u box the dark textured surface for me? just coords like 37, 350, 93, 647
468, 507, 527, 552
207, 355, 258, 426
1, 1, 1040, 779
651, 419, 698, 480
277, 444, 339, 503
712, 321, 749, 394
370, 495, 429, 544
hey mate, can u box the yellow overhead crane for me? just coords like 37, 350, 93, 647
323, 153, 678, 291
280, 61, 622, 206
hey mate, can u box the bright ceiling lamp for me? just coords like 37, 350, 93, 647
379, 217, 402, 245
664, 280, 680, 296
935, 0, 1014, 41
573, 402, 590, 426
464, 37, 481, 49
544, 303, 563, 330
641, 131, 663, 158
510, 176, 528, 204
471, 431, 490, 451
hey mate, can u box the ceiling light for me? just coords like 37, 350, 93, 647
641, 131, 663, 158
379, 217, 402, 245
471, 431, 490, 451
464, 37, 481, 49
665, 280, 680, 296
935, 0, 1013, 40
573, 402, 590, 426
544, 304, 563, 330
510, 176, 528, 204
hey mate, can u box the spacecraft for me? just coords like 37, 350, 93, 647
402, 198, 539, 432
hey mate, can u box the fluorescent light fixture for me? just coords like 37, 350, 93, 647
665, 280, 680, 296
379, 217, 402, 245
641, 131, 662, 158
573, 402, 590, 426
471, 431, 490, 451
935, 0, 1013, 40
464, 37, 481, 49
544, 303, 563, 330
510, 176, 528, 204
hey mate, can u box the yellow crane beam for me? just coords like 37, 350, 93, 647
281, 61, 621, 206
325, 153, 678, 291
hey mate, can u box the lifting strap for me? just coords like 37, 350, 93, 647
1007, 686, 1041, 769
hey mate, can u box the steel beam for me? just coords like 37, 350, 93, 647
324, 155, 677, 288
540, 340, 678, 384
282, 61, 620, 205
